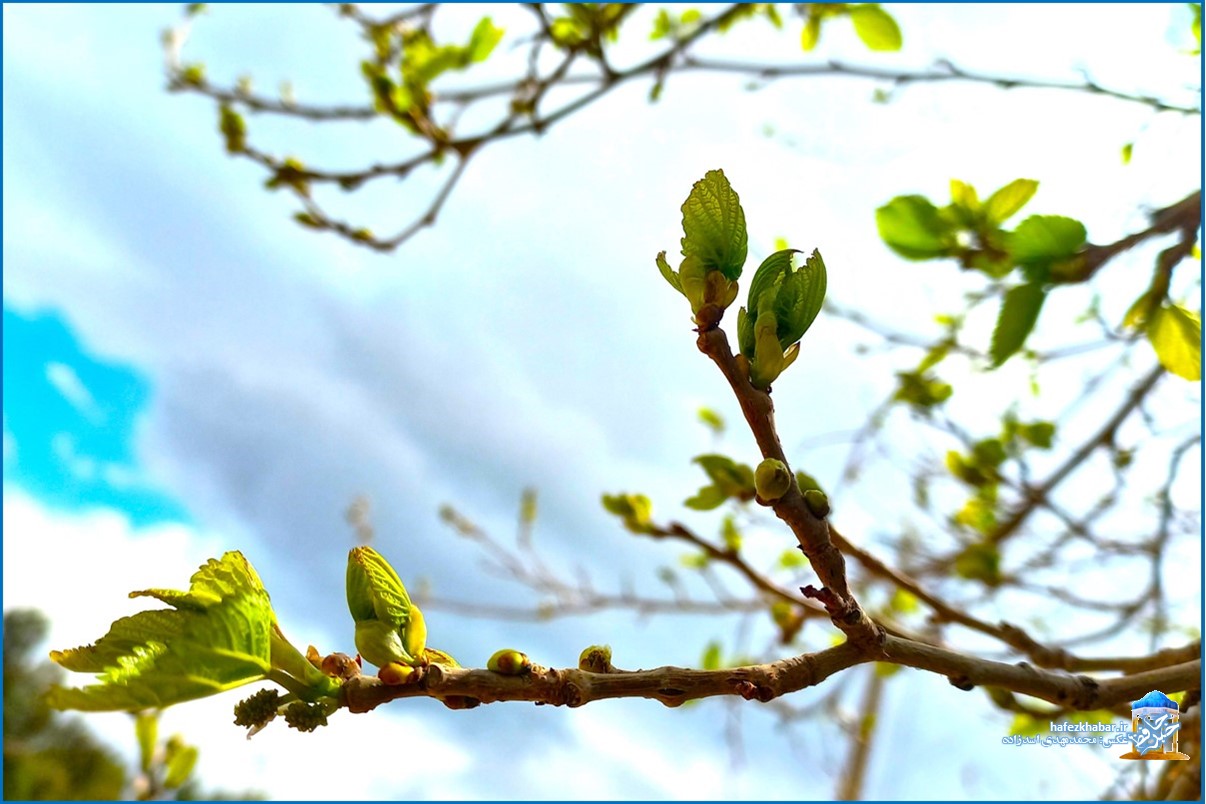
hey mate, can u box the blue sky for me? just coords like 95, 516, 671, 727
3, 3, 1200, 800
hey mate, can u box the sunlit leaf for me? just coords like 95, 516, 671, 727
1148, 303, 1201, 380
680, 169, 748, 280
989, 282, 1046, 367
876, 195, 954, 259
983, 179, 1038, 225
1009, 215, 1086, 263
47, 553, 278, 712
849, 5, 902, 51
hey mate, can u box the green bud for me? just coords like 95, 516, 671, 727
803, 489, 830, 518
487, 649, 531, 676
755, 459, 792, 501
578, 645, 613, 673
354, 619, 411, 669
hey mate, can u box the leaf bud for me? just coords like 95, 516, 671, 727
803, 489, 831, 518
578, 644, 613, 673
487, 649, 532, 676
754, 459, 792, 501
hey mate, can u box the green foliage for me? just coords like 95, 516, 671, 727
848, 4, 902, 50
720, 516, 743, 552
550, 4, 627, 50
347, 546, 433, 668
162, 736, 198, 790
601, 492, 654, 533
875, 195, 953, 260
893, 370, 952, 411
218, 104, 246, 154
697, 406, 725, 434
1147, 303, 1201, 380
736, 249, 828, 389
47, 552, 336, 712
877, 180, 1093, 364
954, 542, 1002, 585
685, 454, 756, 509
656, 169, 748, 324
990, 282, 1047, 367
4, 610, 125, 800
1009, 215, 1086, 265
679, 168, 748, 280
700, 640, 723, 670
650, 7, 701, 40
799, 3, 902, 52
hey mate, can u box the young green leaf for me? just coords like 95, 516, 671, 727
983, 179, 1038, 225
163, 739, 198, 789
849, 5, 902, 51
1148, 303, 1201, 381
1009, 215, 1086, 262
801, 15, 821, 50
47, 552, 297, 712
701, 640, 723, 670
989, 282, 1047, 367
680, 169, 748, 280
876, 195, 955, 259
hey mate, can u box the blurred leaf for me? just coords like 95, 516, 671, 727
849, 5, 902, 51
1121, 142, 1134, 164
875, 662, 902, 678
701, 641, 722, 670
1018, 421, 1055, 449
680, 169, 748, 280
801, 15, 821, 50
1148, 303, 1201, 380
519, 487, 538, 526
684, 485, 727, 510
721, 516, 742, 552
697, 406, 725, 434
1009, 215, 1086, 263
876, 195, 954, 259
1122, 291, 1155, 330
163, 738, 198, 789
134, 712, 157, 774
954, 542, 1002, 584
601, 493, 654, 532
889, 588, 919, 614
990, 283, 1046, 367
778, 549, 808, 569
681, 553, 710, 570
983, 179, 1038, 225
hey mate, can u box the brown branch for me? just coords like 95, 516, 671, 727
342, 640, 869, 713
682, 57, 1201, 115
338, 637, 1200, 715
1061, 190, 1202, 283
984, 364, 1164, 548
693, 325, 882, 647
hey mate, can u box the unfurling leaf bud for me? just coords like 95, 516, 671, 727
487, 649, 532, 676
755, 459, 792, 501
803, 489, 831, 518
378, 662, 420, 685
578, 644, 613, 673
